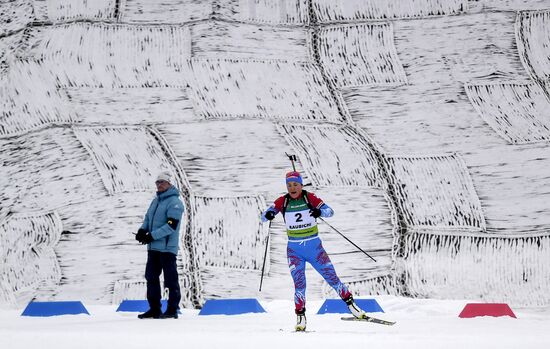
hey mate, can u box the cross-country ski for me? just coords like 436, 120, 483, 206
341, 315, 396, 326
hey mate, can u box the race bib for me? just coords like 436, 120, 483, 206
284, 209, 318, 237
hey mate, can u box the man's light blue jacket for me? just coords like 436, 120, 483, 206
140, 186, 184, 255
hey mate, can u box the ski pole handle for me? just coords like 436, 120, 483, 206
285, 153, 297, 172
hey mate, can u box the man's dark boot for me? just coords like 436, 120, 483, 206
159, 307, 178, 319
138, 308, 161, 319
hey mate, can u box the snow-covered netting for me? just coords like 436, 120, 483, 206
311, 0, 468, 22
1, 60, 73, 137
278, 124, 382, 187
470, 0, 550, 12
156, 120, 295, 195
63, 87, 197, 125
0, 211, 61, 306
190, 194, 267, 299
118, 0, 214, 23
313, 188, 397, 286
385, 154, 485, 230
73, 126, 181, 195
113, 279, 157, 304
0, 0, 34, 36
344, 12, 528, 152
0, 31, 23, 65
0, 128, 105, 212
190, 21, 310, 61
316, 23, 407, 88
328, 274, 399, 299
199, 268, 267, 299
343, 12, 550, 232
2, 0, 550, 310
191, 194, 267, 269
225, 0, 309, 25
18, 22, 191, 87
402, 229, 550, 306
0, 164, 28, 222
465, 81, 550, 144
32, 0, 117, 22
516, 10, 550, 86
187, 59, 343, 121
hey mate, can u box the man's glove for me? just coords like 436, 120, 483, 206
310, 208, 322, 218
264, 210, 276, 221
135, 228, 147, 242
141, 232, 154, 244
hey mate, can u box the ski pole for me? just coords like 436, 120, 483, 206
259, 221, 271, 292
319, 217, 377, 262
285, 153, 297, 171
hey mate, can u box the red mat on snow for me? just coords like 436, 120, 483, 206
458, 303, 516, 318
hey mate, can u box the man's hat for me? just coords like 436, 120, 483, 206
285, 171, 302, 184
156, 171, 172, 183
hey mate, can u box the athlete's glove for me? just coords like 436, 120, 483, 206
265, 210, 276, 221
320, 206, 334, 218
310, 208, 322, 218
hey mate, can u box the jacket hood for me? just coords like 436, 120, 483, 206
157, 185, 180, 200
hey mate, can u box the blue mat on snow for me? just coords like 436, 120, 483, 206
21, 301, 90, 317
317, 299, 384, 314
199, 298, 266, 315
116, 300, 170, 313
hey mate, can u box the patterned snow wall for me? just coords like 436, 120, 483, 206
465, 81, 550, 144
1, 0, 550, 309
402, 229, 550, 306
0, 212, 62, 305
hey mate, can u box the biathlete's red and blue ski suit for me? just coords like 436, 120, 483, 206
262, 190, 352, 314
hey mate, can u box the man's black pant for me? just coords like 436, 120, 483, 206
145, 250, 181, 312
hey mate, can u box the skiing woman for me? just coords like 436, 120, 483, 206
261, 171, 367, 331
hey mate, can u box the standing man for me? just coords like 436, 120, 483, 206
135, 171, 184, 319
261, 171, 367, 331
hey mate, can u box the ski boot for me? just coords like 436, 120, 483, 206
345, 296, 366, 319
295, 308, 307, 332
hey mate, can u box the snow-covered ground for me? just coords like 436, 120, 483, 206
1, 296, 549, 349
